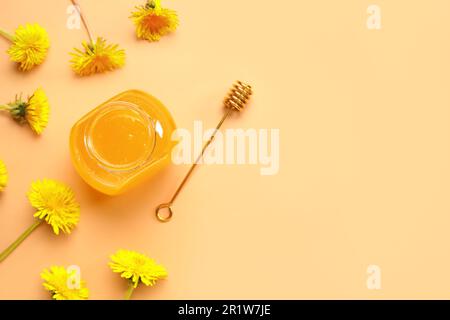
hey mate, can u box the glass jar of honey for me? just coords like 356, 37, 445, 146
70, 90, 177, 195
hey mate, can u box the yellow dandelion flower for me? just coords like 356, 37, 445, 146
109, 249, 168, 299
68, 0, 125, 76
0, 160, 8, 192
70, 37, 126, 76
0, 23, 50, 71
41, 266, 89, 300
28, 179, 80, 235
0, 88, 50, 135
130, 0, 179, 42
0, 179, 80, 263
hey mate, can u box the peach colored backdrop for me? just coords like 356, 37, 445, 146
2, 0, 450, 299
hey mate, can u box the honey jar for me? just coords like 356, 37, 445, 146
70, 90, 177, 195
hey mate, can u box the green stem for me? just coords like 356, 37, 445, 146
0, 104, 11, 111
0, 28, 13, 42
70, 0, 95, 45
124, 282, 135, 300
0, 220, 42, 263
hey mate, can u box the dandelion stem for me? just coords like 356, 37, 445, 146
0, 104, 11, 111
0, 219, 42, 263
124, 282, 135, 300
70, 0, 95, 45
0, 28, 13, 42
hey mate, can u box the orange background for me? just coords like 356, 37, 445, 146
2, 0, 450, 299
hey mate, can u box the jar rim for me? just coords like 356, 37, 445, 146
84, 101, 157, 173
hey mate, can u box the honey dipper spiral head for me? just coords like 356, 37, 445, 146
224, 81, 253, 112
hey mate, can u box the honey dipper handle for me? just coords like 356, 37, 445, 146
155, 109, 233, 223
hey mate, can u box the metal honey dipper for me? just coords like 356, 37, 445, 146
156, 81, 253, 222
